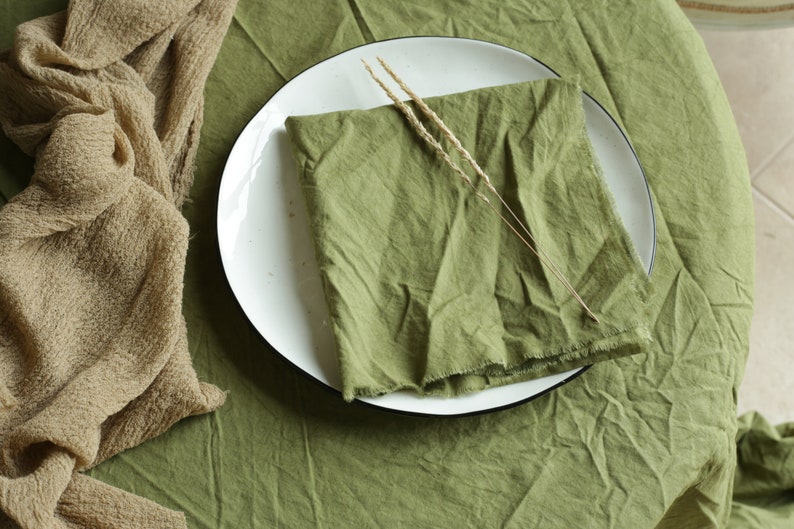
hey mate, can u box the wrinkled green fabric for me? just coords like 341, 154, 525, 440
730, 412, 794, 527
2, 0, 791, 528
286, 79, 651, 400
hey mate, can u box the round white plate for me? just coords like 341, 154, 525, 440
217, 37, 656, 417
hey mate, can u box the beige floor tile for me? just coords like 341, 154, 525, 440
754, 136, 794, 218
699, 28, 794, 176
737, 191, 794, 423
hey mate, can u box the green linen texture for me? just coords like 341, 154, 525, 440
286, 78, 651, 401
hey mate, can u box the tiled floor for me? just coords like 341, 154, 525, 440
698, 27, 794, 425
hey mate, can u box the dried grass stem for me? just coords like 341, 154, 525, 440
362, 58, 599, 323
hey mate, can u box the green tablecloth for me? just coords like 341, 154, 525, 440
1, 0, 791, 527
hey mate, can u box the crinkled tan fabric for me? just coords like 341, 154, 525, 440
0, 0, 236, 527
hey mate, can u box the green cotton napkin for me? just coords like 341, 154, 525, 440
285, 78, 651, 401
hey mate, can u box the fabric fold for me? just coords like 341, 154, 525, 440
286, 78, 652, 401
0, 0, 236, 528
729, 412, 794, 527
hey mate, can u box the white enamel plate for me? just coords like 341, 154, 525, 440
217, 37, 656, 416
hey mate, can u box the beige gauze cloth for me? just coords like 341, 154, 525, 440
0, 0, 237, 527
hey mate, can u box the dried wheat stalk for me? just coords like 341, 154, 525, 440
362, 58, 599, 323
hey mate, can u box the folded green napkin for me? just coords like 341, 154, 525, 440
285, 78, 651, 401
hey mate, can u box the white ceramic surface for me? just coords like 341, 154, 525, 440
217, 37, 656, 416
